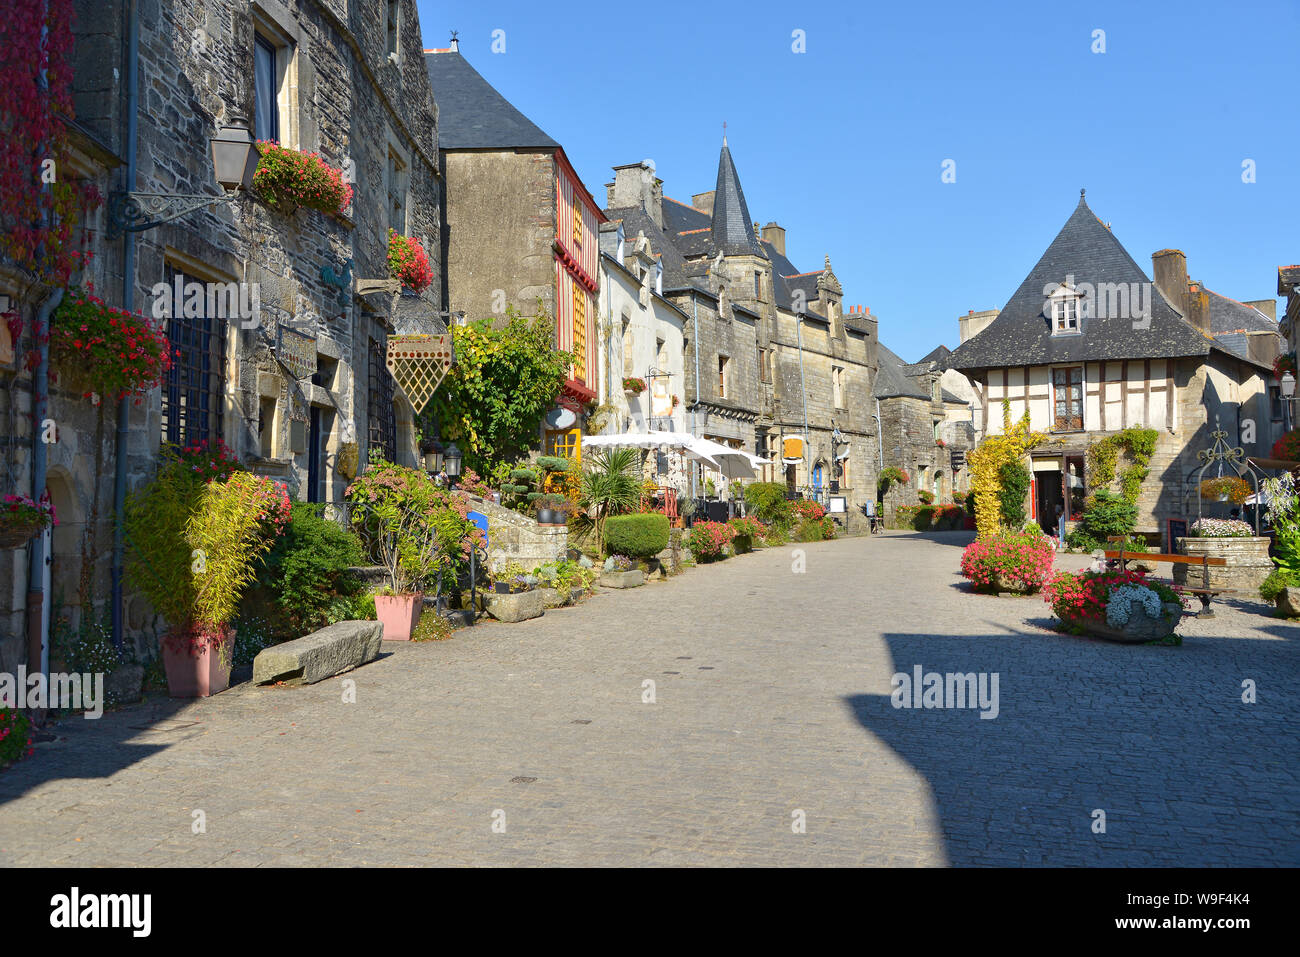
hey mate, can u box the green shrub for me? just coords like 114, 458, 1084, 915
795, 518, 825, 542
997, 459, 1032, 527
1065, 528, 1099, 552
1260, 568, 1300, 604
744, 482, 794, 525
0, 707, 33, 766
1079, 489, 1137, 543
510, 468, 538, 483
325, 591, 376, 623
535, 455, 570, 473
602, 513, 670, 559
912, 505, 936, 530
257, 504, 364, 634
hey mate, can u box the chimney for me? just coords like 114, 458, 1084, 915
761, 222, 786, 256
1244, 299, 1278, 322
449, 34, 459, 52
1153, 249, 1212, 333
691, 191, 715, 216
610, 161, 662, 229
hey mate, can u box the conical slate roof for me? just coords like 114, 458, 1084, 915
709, 140, 766, 258
949, 192, 1238, 372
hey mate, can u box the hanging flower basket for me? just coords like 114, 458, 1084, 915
1199, 476, 1251, 505
386, 334, 453, 413
1273, 429, 1300, 463
252, 142, 353, 215
623, 376, 646, 395
388, 230, 433, 293
0, 494, 56, 549
1274, 352, 1297, 382
47, 290, 171, 402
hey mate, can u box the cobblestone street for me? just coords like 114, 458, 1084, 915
2, 531, 1297, 867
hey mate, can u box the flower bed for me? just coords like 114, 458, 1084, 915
960, 531, 1056, 594
49, 290, 172, 401
686, 520, 734, 562
0, 493, 56, 549
388, 230, 433, 293
1044, 568, 1184, 643
252, 142, 353, 215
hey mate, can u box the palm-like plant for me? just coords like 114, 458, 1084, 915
579, 448, 642, 552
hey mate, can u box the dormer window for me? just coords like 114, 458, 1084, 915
654, 261, 663, 295
1046, 278, 1084, 334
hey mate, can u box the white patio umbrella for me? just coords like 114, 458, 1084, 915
583, 430, 720, 468
686, 435, 758, 481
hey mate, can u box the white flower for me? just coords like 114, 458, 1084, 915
1106, 584, 1163, 628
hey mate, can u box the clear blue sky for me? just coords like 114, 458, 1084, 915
416, 0, 1299, 362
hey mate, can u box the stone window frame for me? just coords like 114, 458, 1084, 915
385, 0, 402, 63
832, 365, 845, 409
717, 353, 730, 399
385, 135, 412, 237
251, 1, 302, 150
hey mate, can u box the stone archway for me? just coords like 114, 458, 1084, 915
43, 466, 83, 631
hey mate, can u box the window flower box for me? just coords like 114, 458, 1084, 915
388, 230, 433, 293
46, 290, 172, 402
622, 376, 646, 395
252, 142, 353, 216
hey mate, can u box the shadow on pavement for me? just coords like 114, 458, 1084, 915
844, 628, 1300, 866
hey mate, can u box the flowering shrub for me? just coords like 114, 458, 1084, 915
48, 290, 172, 401
1199, 476, 1252, 504
252, 142, 353, 215
931, 504, 966, 530
1189, 518, 1254, 538
1273, 429, 1300, 463
1105, 584, 1164, 628
792, 499, 826, 520
388, 230, 433, 293
959, 531, 1056, 594
1262, 472, 1300, 575
729, 516, 764, 540
1274, 352, 1297, 381
686, 520, 735, 561
622, 377, 646, 394
1044, 568, 1182, 630
0, 707, 34, 766
458, 467, 496, 499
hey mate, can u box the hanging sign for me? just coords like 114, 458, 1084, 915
276, 324, 317, 380
782, 436, 804, 463
650, 376, 672, 418
386, 334, 453, 412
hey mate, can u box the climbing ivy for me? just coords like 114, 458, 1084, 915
967, 401, 1045, 539
1085, 427, 1157, 506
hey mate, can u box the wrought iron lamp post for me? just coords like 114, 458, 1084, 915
108, 121, 258, 236
443, 441, 463, 488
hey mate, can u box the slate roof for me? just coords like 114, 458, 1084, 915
916, 344, 953, 368
874, 343, 930, 400
424, 51, 559, 151
603, 204, 711, 295
709, 141, 767, 258
1279, 265, 1300, 294
948, 192, 1267, 373
1205, 289, 1276, 335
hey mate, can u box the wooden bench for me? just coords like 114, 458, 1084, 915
1101, 536, 1236, 618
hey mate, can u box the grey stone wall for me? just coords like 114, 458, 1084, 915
464, 496, 568, 575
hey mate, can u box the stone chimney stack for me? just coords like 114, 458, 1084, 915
609, 161, 662, 229
1152, 249, 1210, 332
691, 191, 715, 216
761, 222, 786, 256
1244, 299, 1278, 322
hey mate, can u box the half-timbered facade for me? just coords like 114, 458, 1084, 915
950, 191, 1279, 540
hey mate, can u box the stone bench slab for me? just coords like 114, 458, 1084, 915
252, 620, 383, 686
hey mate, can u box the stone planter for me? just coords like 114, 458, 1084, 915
104, 664, 145, 706
600, 569, 645, 589
486, 589, 545, 622
536, 586, 571, 609
1064, 602, 1183, 644
1276, 587, 1300, 618
375, 592, 422, 641
733, 534, 754, 555
1174, 537, 1274, 593
989, 570, 1040, 595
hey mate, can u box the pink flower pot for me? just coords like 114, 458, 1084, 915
162, 625, 234, 698
375, 593, 422, 641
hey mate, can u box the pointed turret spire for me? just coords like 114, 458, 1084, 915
710, 137, 765, 258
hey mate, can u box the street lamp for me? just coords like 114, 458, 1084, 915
1282, 371, 1296, 400
443, 441, 463, 487
108, 120, 258, 236
423, 439, 444, 474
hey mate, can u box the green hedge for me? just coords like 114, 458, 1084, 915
602, 513, 670, 559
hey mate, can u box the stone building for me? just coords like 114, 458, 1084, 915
874, 341, 975, 507
601, 142, 879, 506
1280, 264, 1300, 432
949, 191, 1279, 543
425, 42, 605, 457
1, 0, 443, 669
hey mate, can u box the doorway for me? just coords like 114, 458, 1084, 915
307, 406, 322, 503
1036, 469, 1064, 535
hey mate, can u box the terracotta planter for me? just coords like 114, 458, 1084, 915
375, 592, 422, 641
162, 625, 235, 698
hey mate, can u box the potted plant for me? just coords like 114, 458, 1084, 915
0, 494, 56, 550
346, 459, 482, 640
1044, 568, 1184, 643
48, 289, 172, 402
491, 561, 534, 594
124, 445, 289, 697
252, 142, 353, 215
622, 376, 646, 396
959, 529, 1056, 595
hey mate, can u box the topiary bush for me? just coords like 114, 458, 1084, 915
602, 513, 670, 560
